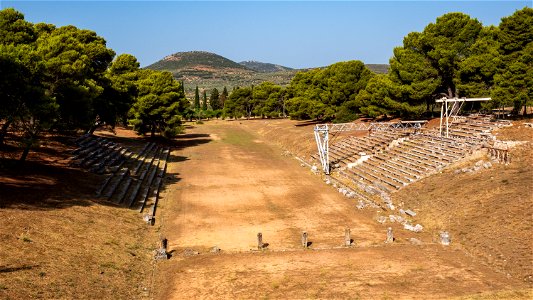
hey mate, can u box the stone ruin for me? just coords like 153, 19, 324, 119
154, 237, 168, 260
385, 227, 394, 243
440, 231, 451, 246
301, 231, 308, 248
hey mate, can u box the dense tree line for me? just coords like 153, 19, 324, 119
185, 86, 227, 121
0, 8, 188, 161
222, 8, 532, 122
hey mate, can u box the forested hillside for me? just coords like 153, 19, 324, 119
147, 51, 252, 73
145, 51, 390, 99
239, 60, 293, 73
145, 51, 298, 95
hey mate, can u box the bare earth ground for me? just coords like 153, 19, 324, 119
154, 119, 532, 299
0, 130, 160, 299
0, 118, 531, 299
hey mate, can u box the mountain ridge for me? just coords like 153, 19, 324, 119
145, 51, 388, 94
239, 60, 294, 73
146, 51, 253, 73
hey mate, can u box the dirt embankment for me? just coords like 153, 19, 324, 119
393, 121, 533, 283
242, 118, 533, 285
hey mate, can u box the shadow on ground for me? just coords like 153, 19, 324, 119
0, 128, 213, 211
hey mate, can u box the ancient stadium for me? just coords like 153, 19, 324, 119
2, 106, 532, 299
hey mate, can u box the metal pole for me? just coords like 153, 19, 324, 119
313, 126, 330, 174
324, 126, 329, 174
314, 128, 324, 171
439, 101, 444, 136
445, 99, 448, 137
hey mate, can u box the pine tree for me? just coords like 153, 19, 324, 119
210, 88, 220, 110
221, 86, 228, 107
202, 90, 208, 110
194, 86, 200, 110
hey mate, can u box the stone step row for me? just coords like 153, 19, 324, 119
144, 148, 171, 224
70, 135, 132, 174
102, 142, 159, 205
93, 141, 171, 225
343, 134, 474, 194
328, 132, 408, 167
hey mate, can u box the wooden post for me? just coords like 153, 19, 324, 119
302, 231, 308, 248
257, 232, 263, 250
386, 227, 394, 243
344, 228, 351, 246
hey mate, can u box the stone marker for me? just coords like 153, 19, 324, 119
356, 200, 365, 209
404, 209, 416, 217
257, 232, 263, 250
386, 227, 394, 243
302, 231, 308, 248
440, 231, 450, 246
344, 228, 352, 246
154, 237, 168, 260
143, 214, 154, 225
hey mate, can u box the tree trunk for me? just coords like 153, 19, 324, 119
151, 124, 156, 138
19, 143, 31, 163
0, 119, 12, 146
87, 125, 97, 135
447, 87, 454, 98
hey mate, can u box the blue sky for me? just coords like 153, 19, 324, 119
2, 1, 530, 68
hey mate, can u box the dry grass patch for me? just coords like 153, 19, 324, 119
0, 131, 160, 299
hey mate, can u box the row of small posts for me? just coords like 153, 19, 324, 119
156, 229, 452, 260
259, 228, 450, 249
488, 147, 511, 164
258, 228, 354, 250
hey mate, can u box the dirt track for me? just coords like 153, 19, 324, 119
154, 120, 528, 299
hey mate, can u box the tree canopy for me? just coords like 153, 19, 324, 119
491, 7, 533, 115
0, 8, 192, 161
389, 13, 484, 113
128, 69, 188, 138
285, 60, 373, 121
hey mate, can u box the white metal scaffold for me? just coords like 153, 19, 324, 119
436, 97, 491, 137
314, 121, 427, 174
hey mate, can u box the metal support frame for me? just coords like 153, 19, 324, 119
314, 124, 330, 174
436, 97, 491, 137
314, 121, 427, 174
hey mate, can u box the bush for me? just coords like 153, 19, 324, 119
162, 125, 184, 139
